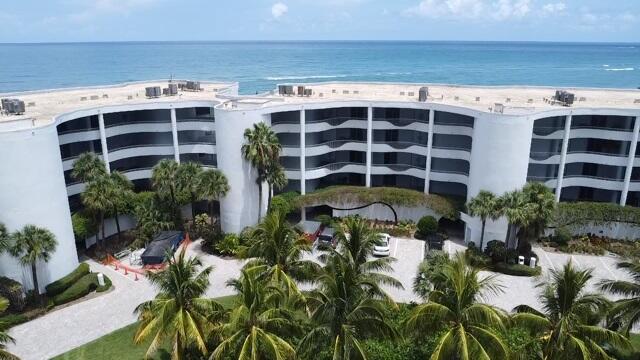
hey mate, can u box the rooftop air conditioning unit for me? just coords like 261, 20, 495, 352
304, 88, 312, 96
554, 90, 575, 106
284, 85, 294, 96
168, 83, 178, 96
297, 86, 305, 96
1, 98, 25, 115
278, 85, 287, 95
186, 81, 201, 91
418, 87, 429, 102
145, 86, 162, 98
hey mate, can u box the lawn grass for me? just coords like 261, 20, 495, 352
51, 295, 237, 360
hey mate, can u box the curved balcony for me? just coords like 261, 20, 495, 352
371, 164, 425, 178
284, 169, 301, 180
281, 147, 301, 157
121, 168, 154, 181
306, 116, 366, 125
305, 162, 367, 180
429, 170, 469, 185
305, 119, 367, 133
58, 129, 101, 146
305, 141, 367, 157
66, 182, 86, 197
430, 148, 471, 161
432, 124, 474, 137
105, 122, 172, 137
560, 176, 624, 192
108, 145, 175, 162
568, 128, 634, 142
529, 151, 562, 162
532, 126, 565, 137
176, 121, 215, 132
372, 141, 428, 154
372, 118, 429, 130
271, 123, 300, 134
179, 143, 216, 155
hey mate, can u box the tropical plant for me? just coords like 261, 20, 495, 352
467, 190, 500, 250
71, 152, 107, 183
108, 171, 134, 240
211, 267, 300, 359
416, 215, 438, 238
599, 261, 640, 335
197, 169, 230, 228
132, 193, 173, 247
176, 162, 203, 220
412, 250, 451, 300
8, 224, 57, 297
0, 297, 18, 360
299, 250, 399, 360
241, 122, 282, 220
498, 190, 534, 250
265, 163, 288, 210
334, 216, 383, 267
242, 210, 319, 284
215, 234, 241, 257
151, 159, 182, 226
134, 248, 223, 360
519, 182, 556, 248
513, 261, 631, 359
82, 176, 114, 247
0, 223, 9, 252
405, 253, 508, 360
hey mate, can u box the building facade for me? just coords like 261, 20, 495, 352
1, 80, 639, 289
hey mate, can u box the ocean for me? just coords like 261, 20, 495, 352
0, 41, 638, 94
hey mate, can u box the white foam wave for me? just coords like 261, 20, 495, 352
265, 74, 349, 81
602, 64, 609, 67
604, 67, 635, 71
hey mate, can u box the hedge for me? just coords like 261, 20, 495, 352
493, 262, 542, 277
52, 273, 112, 306
554, 202, 640, 229
0, 276, 25, 312
294, 186, 459, 219
46, 263, 90, 296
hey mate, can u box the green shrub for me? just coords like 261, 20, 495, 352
465, 243, 491, 268
45, 263, 90, 296
554, 227, 572, 246
0, 276, 25, 312
52, 272, 112, 306
416, 216, 438, 237
315, 214, 333, 227
493, 262, 541, 277
71, 211, 98, 241
268, 191, 299, 215
484, 240, 507, 264
216, 234, 240, 256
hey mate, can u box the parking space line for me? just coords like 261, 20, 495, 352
539, 248, 556, 271
571, 255, 580, 268
598, 257, 617, 280
393, 237, 399, 258
421, 241, 425, 260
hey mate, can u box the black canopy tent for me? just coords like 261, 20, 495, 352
141, 231, 184, 265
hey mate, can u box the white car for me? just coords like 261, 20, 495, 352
373, 233, 391, 257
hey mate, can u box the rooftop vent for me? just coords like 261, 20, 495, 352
475, 97, 480, 102
297, 86, 305, 96
278, 85, 294, 96
418, 87, 429, 102
554, 90, 575, 106
185, 81, 201, 91
145, 86, 162, 98
168, 83, 178, 96
493, 103, 504, 114
408, 91, 414, 97
303, 88, 312, 97
1, 98, 25, 115
90, 95, 99, 100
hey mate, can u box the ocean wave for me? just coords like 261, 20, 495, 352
265, 74, 349, 81
604, 67, 635, 71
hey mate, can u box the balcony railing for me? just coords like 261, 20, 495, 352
307, 162, 366, 171
306, 116, 367, 124
372, 163, 426, 172
306, 140, 367, 148
374, 141, 428, 149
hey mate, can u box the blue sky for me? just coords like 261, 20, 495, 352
1, 0, 638, 43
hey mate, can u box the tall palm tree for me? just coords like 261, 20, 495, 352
108, 171, 134, 241
151, 159, 182, 225
241, 122, 282, 220
134, 248, 223, 360
9, 225, 57, 296
599, 261, 640, 335
242, 210, 319, 284
197, 169, 230, 229
513, 261, 631, 359
265, 163, 288, 210
499, 190, 534, 249
334, 216, 382, 267
0, 223, 9, 252
71, 152, 107, 183
299, 251, 398, 360
0, 297, 18, 360
176, 162, 203, 220
404, 253, 508, 360
519, 182, 556, 247
82, 176, 114, 247
467, 190, 499, 251
212, 267, 300, 359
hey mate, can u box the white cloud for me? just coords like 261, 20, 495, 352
404, 0, 532, 20
271, 2, 288, 19
541, 2, 566, 14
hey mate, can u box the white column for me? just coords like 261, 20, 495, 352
555, 114, 572, 202
97, 111, 110, 173
170, 107, 180, 163
365, 106, 373, 187
424, 108, 435, 193
300, 109, 306, 195
620, 116, 640, 205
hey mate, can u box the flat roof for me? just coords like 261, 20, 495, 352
261, 82, 640, 114
0, 80, 235, 127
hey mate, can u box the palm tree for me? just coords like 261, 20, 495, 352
9, 225, 57, 296
134, 248, 223, 360
405, 253, 509, 360
176, 162, 203, 220
265, 163, 288, 210
599, 261, 640, 335
108, 171, 134, 241
498, 190, 534, 250
519, 182, 556, 248
71, 152, 107, 183
334, 216, 382, 267
242, 210, 319, 284
82, 176, 114, 247
197, 169, 230, 229
0, 297, 18, 360
212, 267, 300, 359
513, 261, 631, 359
467, 190, 499, 251
151, 159, 182, 225
241, 122, 282, 220
0, 223, 9, 252
299, 251, 398, 360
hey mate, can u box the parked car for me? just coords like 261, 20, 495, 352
373, 233, 391, 257
316, 227, 337, 249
